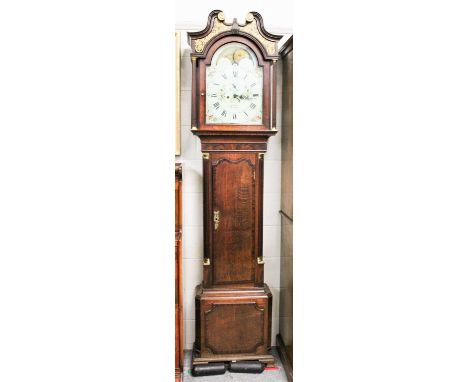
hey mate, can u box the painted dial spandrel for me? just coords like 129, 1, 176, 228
206, 43, 263, 125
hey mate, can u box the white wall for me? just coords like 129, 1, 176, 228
175, 2, 293, 34
176, 27, 284, 349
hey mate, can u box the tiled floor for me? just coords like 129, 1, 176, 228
182, 348, 288, 381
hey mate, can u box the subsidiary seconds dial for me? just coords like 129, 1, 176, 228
205, 43, 263, 125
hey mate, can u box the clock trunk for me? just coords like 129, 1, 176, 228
202, 149, 264, 288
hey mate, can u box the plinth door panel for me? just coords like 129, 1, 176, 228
205, 303, 264, 354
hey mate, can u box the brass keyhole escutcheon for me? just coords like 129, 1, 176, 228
214, 210, 220, 231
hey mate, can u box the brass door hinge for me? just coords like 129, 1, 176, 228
202, 153, 210, 160
257, 257, 265, 265
203, 258, 210, 266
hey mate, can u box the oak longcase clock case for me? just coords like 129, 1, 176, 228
188, 10, 281, 367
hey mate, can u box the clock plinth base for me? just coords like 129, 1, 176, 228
192, 284, 274, 367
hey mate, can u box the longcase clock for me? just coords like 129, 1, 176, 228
188, 10, 282, 369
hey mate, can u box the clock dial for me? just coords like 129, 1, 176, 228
205, 43, 263, 125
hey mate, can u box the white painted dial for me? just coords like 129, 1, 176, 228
205, 43, 263, 125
